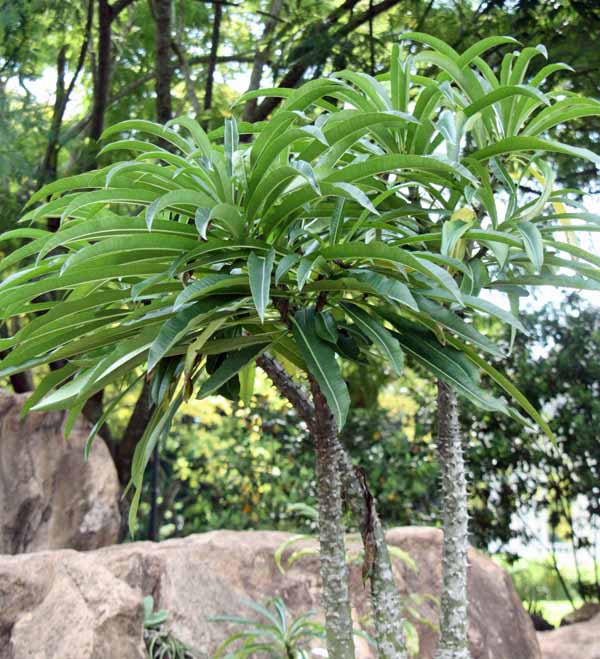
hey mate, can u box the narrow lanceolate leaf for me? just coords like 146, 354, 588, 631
197, 343, 270, 398
342, 302, 404, 375
275, 254, 300, 284
315, 311, 339, 344
239, 361, 256, 406
329, 197, 345, 245
195, 207, 211, 238
348, 270, 419, 311
248, 249, 275, 322
471, 136, 600, 167
320, 243, 463, 303
297, 257, 316, 291
517, 221, 544, 272
441, 219, 471, 258
224, 117, 239, 177
291, 160, 321, 194
390, 326, 507, 412
447, 336, 555, 443
414, 295, 503, 356
148, 297, 226, 371
331, 182, 380, 216
146, 189, 215, 230
291, 308, 350, 429
173, 274, 242, 310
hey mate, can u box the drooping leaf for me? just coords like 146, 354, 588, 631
197, 343, 270, 398
517, 221, 544, 272
291, 308, 350, 428
248, 249, 276, 322
341, 302, 404, 375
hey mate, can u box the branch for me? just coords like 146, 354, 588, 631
110, 0, 138, 17
253, 0, 400, 121
256, 354, 315, 432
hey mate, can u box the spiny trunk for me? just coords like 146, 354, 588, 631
336, 440, 408, 659
435, 380, 471, 659
257, 353, 409, 657
310, 378, 356, 659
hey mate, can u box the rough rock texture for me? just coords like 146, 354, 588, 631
0, 527, 540, 659
538, 612, 600, 659
0, 389, 120, 554
560, 601, 600, 626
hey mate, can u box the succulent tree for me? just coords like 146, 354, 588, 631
258, 32, 600, 658
1, 33, 600, 659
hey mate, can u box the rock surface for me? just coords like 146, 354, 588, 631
0, 527, 540, 659
560, 601, 600, 626
0, 389, 120, 554
538, 612, 600, 659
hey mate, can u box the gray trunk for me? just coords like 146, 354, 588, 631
336, 439, 408, 659
435, 380, 471, 659
311, 379, 356, 659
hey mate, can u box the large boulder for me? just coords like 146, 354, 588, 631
0, 389, 120, 554
538, 612, 600, 659
0, 527, 540, 659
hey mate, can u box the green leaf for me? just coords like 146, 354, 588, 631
148, 297, 227, 371
248, 249, 275, 322
174, 274, 245, 310
390, 325, 507, 412
441, 219, 471, 258
239, 361, 256, 406
330, 182, 379, 216
297, 257, 318, 291
275, 254, 300, 284
329, 198, 345, 245
197, 343, 270, 398
414, 295, 503, 356
315, 311, 338, 344
320, 242, 463, 303
146, 189, 214, 230
195, 207, 211, 238
341, 302, 404, 375
447, 336, 555, 443
347, 270, 418, 310
471, 136, 600, 167
224, 118, 239, 177
291, 308, 350, 429
517, 221, 544, 272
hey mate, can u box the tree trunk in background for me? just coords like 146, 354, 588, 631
39, 0, 94, 191
172, 0, 202, 118
336, 441, 408, 659
242, 0, 284, 122
204, 0, 223, 113
435, 380, 471, 659
251, 0, 400, 121
90, 0, 113, 142
153, 0, 172, 123
310, 377, 356, 659
0, 324, 33, 393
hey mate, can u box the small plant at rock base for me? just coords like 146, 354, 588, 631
144, 595, 194, 659
211, 597, 326, 658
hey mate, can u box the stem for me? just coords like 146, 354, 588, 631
336, 441, 407, 659
310, 377, 356, 659
257, 354, 407, 656
435, 381, 471, 659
